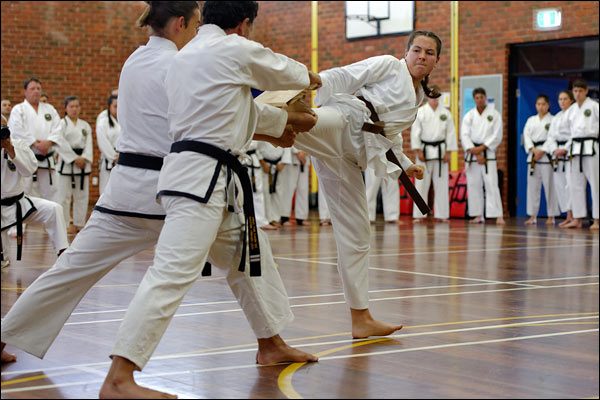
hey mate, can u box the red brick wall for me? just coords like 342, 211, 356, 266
254, 0, 599, 214
2, 1, 598, 213
1, 1, 148, 206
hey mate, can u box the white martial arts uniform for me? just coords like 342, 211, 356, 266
542, 110, 572, 213
317, 176, 331, 220
1, 139, 68, 263
8, 100, 65, 201
106, 24, 310, 370
411, 103, 458, 219
96, 112, 121, 194
365, 167, 399, 222
565, 97, 599, 219
523, 112, 559, 217
294, 55, 422, 310
460, 105, 504, 219
258, 141, 285, 223
55, 116, 93, 227
279, 146, 309, 222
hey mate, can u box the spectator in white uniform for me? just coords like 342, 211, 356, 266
543, 90, 575, 227
561, 79, 599, 230
279, 146, 310, 225
96, 94, 120, 194
8, 77, 67, 202
365, 166, 399, 223
1, 99, 12, 121
523, 94, 559, 225
1, 115, 68, 273
56, 96, 93, 233
460, 87, 505, 225
411, 87, 457, 221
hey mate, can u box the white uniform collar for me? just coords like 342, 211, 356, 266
199, 24, 227, 37
147, 35, 178, 51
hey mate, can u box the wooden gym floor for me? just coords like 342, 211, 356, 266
1, 215, 598, 398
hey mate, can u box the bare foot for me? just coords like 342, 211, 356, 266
435, 218, 449, 223
260, 224, 278, 231
412, 218, 424, 223
545, 217, 555, 226
320, 219, 331, 226
351, 308, 403, 339
561, 219, 582, 229
256, 335, 318, 365
1, 349, 17, 364
100, 356, 177, 399
591, 220, 599, 231
469, 216, 484, 224
99, 379, 177, 399
558, 218, 573, 227
524, 217, 537, 225
496, 217, 506, 226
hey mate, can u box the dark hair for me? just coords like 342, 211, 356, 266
472, 87, 487, 98
572, 79, 588, 90
63, 95, 79, 120
106, 95, 118, 128
559, 90, 575, 103
406, 31, 442, 99
23, 77, 42, 90
536, 94, 549, 104
202, 1, 259, 30
137, 1, 199, 34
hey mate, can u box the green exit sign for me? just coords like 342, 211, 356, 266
534, 8, 562, 31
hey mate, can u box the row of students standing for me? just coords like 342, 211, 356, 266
524, 80, 599, 230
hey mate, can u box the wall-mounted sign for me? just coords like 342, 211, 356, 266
533, 8, 562, 31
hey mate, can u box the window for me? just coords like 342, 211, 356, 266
345, 1, 415, 40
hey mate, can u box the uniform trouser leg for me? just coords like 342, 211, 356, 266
482, 161, 503, 218
365, 168, 382, 222
312, 157, 370, 310
0, 212, 163, 358
1, 230, 8, 260
278, 165, 300, 218
57, 175, 73, 226
295, 163, 310, 220
263, 173, 278, 223
27, 196, 69, 252
72, 176, 90, 227
432, 162, 450, 220
111, 196, 294, 370
381, 176, 399, 221
413, 160, 432, 218
99, 168, 111, 195
317, 179, 330, 220
554, 163, 571, 213
540, 164, 559, 217
466, 164, 484, 217
251, 168, 269, 227
527, 165, 543, 217
35, 169, 58, 202
571, 154, 600, 219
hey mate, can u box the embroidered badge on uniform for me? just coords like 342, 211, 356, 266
487, 115, 493, 122
44, 113, 52, 121
82, 129, 88, 136
7, 160, 16, 171
584, 109, 591, 117
545, 123, 550, 130
440, 114, 447, 121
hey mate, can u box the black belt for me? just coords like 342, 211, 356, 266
554, 140, 568, 172
263, 157, 282, 194
1, 192, 34, 261
34, 151, 54, 185
117, 152, 164, 171
465, 142, 496, 175
570, 137, 599, 173
169, 140, 261, 277
528, 140, 552, 175
357, 96, 430, 215
59, 148, 88, 190
421, 139, 446, 177
244, 150, 258, 193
